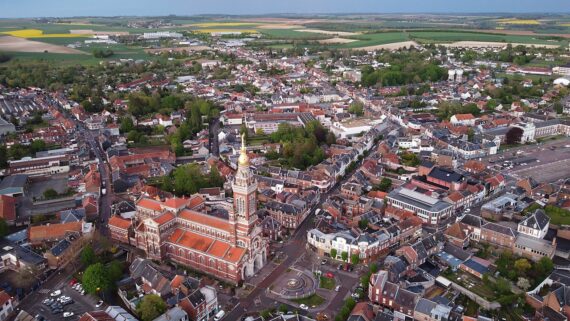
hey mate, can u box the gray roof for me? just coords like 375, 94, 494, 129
152, 307, 187, 321
515, 234, 555, 255
0, 174, 28, 195
429, 167, 464, 184
415, 298, 436, 315
482, 222, 517, 237
388, 187, 453, 213
519, 209, 550, 231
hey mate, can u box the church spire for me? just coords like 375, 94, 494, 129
238, 133, 249, 167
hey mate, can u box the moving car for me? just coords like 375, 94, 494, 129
96, 300, 104, 308
50, 290, 61, 297
63, 312, 74, 318
300, 304, 309, 310
214, 310, 225, 321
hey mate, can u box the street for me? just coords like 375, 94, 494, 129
225, 121, 395, 320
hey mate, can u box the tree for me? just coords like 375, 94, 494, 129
108, 260, 124, 282
15, 266, 39, 288
350, 254, 360, 265
536, 257, 554, 278
330, 249, 337, 259
119, 117, 135, 133
505, 127, 524, 145
370, 263, 378, 274
278, 304, 288, 313
0, 219, 8, 237
255, 128, 265, 135
514, 258, 531, 276
80, 244, 96, 266
517, 277, 531, 291
136, 294, 167, 321
348, 102, 364, 116
495, 277, 511, 295
554, 101, 563, 114
358, 219, 369, 229
43, 188, 58, 200
341, 251, 349, 262
82, 263, 111, 294
374, 178, 392, 192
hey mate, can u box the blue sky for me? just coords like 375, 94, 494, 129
1, 0, 569, 18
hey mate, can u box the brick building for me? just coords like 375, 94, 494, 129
109, 136, 268, 285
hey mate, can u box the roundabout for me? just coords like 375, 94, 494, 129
268, 267, 317, 299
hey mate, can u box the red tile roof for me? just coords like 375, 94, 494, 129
29, 221, 82, 243
179, 209, 232, 232
0, 195, 16, 222
108, 216, 132, 230
168, 228, 245, 263
153, 211, 175, 225
0, 291, 10, 307
163, 197, 191, 209
137, 198, 163, 212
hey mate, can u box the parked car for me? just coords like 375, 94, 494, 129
300, 304, 309, 310
324, 272, 334, 279
335, 285, 341, 292
337, 264, 343, 270
63, 312, 74, 318
50, 290, 61, 297
321, 259, 327, 265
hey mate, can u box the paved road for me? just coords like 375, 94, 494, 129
83, 129, 113, 236
225, 122, 395, 320
209, 118, 220, 157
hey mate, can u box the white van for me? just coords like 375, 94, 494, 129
214, 310, 225, 321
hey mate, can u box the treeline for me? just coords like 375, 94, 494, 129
157, 163, 224, 196
436, 101, 482, 120
93, 49, 114, 58
266, 121, 336, 170
0, 139, 50, 169
361, 52, 447, 87
0, 53, 11, 63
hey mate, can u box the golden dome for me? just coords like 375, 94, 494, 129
238, 133, 249, 166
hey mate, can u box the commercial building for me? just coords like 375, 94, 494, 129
386, 187, 454, 225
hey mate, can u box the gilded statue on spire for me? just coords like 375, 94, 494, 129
238, 133, 249, 166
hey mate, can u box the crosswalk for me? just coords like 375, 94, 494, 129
38, 289, 50, 294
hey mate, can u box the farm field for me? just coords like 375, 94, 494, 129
334, 32, 410, 48
409, 30, 566, 46
0, 35, 87, 54
0, 28, 90, 38
260, 29, 329, 40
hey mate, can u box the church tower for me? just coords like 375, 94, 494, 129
231, 134, 258, 249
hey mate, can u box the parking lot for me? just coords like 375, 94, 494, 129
24, 280, 104, 321
485, 139, 570, 183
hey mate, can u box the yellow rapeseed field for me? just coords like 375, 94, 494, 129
0, 29, 90, 38
191, 22, 259, 28
559, 23, 570, 27
496, 19, 540, 25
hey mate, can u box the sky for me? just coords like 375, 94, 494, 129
1, 0, 570, 18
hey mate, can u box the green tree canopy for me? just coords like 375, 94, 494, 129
80, 244, 96, 266
136, 294, 167, 321
82, 263, 111, 294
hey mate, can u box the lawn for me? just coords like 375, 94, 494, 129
319, 276, 335, 290
291, 294, 326, 307
544, 205, 570, 225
